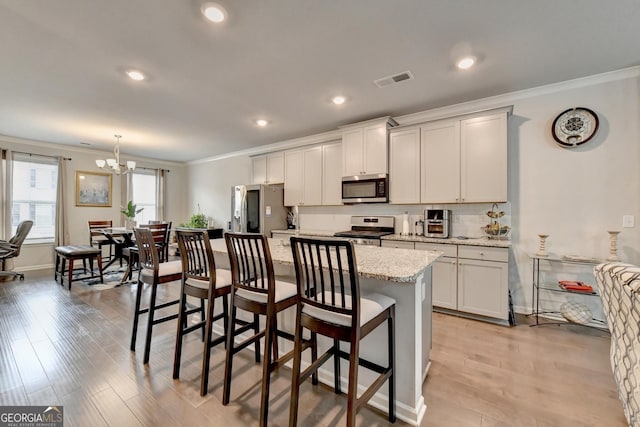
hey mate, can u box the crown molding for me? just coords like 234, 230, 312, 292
188, 128, 342, 165
395, 66, 640, 126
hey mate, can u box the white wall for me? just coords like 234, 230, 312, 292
1, 135, 186, 270
184, 68, 640, 317
185, 155, 252, 230
506, 72, 640, 314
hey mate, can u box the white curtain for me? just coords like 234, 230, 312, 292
1, 149, 13, 240
54, 156, 69, 245
155, 168, 166, 220
122, 172, 133, 226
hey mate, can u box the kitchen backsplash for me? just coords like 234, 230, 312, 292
296, 202, 512, 238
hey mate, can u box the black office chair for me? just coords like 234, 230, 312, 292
0, 220, 34, 281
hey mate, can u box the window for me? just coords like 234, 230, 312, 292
11, 153, 58, 240
132, 170, 157, 224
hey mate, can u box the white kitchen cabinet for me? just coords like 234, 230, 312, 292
413, 241, 510, 323
252, 152, 284, 184
284, 146, 322, 206
381, 240, 415, 249
420, 121, 461, 204
460, 113, 508, 203
415, 242, 458, 310
420, 111, 508, 204
390, 127, 421, 204
322, 141, 343, 205
341, 118, 395, 176
457, 246, 509, 320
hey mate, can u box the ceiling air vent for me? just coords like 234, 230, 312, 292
374, 71, 414, 88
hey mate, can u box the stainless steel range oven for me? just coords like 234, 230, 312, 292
333, 216, 395, 246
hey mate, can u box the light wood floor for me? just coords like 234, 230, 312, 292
0, 269, 627, 426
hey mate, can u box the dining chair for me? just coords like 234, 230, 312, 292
130, 227, 183, 364
222, 232, 314, 427
88, 220, 114, 262
173, 229, 232, 396
288, 237, 396, 427
123, 222, 171, 281
148, 220, 172, 262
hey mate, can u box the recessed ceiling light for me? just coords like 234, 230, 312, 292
201, 3, 226, 23
256, 119, 268, 127
456, 56, 476, 70
126, 70, 145, 81
332, 96, 346, 105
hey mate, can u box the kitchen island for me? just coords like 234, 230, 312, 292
209, 238, 441, 426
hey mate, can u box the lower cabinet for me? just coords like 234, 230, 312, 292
380, 240, 415, 249
414, 242, 510, 323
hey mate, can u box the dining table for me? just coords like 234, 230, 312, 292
98, 227, 135, 271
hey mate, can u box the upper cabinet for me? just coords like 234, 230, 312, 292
459, 113, 508, 203
421, 121, 461, 203
284, 146, 322, 206
251, 152, 284, 184
322, 141, 343, 205
389, 109, 509, 204
341, 117, 397, 176
389, 128, 421, 204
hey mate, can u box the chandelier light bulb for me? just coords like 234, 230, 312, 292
96, 134, 136, 174
256, 119, 268, 127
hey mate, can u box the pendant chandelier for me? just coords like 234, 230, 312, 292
95, 134, 136, 174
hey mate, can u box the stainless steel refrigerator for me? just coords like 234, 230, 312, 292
230, 183, 287, 236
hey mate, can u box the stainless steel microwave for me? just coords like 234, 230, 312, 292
341, 174, 389, 204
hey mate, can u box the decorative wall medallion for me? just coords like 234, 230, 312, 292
551, 107, 599, 147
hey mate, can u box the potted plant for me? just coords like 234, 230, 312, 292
121, 200, 144, 229
179, 212, 222, 239
180, 213, 208, 229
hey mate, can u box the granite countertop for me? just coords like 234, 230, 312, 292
271, 229, 337, 237
381, 234, 512, 248
272, 229, 511, 248
210, 238, 441, 283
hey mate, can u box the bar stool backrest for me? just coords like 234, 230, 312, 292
290, 237, 361, 327
175, 229, 217, 285
134, 227, 160, 274
224, 232, 275, 299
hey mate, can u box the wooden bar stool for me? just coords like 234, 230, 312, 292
222, 232, 315, 427
173, 229, 232, 396
289, 237, 396, 427
130, 227, 182, 364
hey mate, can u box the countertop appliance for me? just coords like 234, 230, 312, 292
341, 173, 389, 204
424, 209, 451, 238
334, 215, 395, 246
231, 184, 287, 236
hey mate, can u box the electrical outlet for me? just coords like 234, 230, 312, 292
623, 215, 635, 228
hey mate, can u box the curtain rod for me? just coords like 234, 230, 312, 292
136, 166, 170, 172
10, 150, 71, 161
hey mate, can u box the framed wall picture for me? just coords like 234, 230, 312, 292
75, 170, 112, 207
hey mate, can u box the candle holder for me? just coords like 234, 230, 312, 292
536, 234, 549, 257
607, 230, 621, 261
